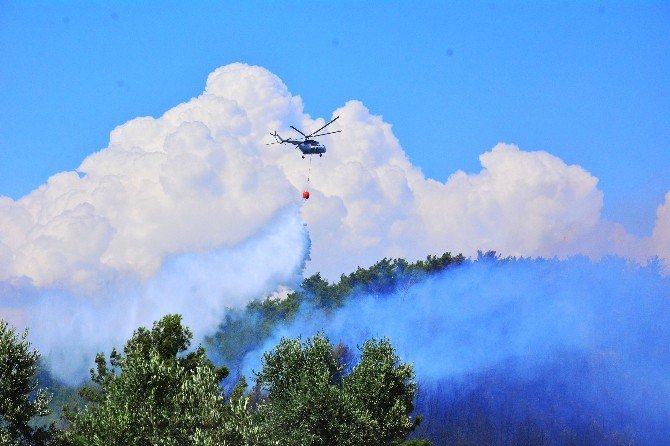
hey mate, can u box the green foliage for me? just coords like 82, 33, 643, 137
344, 339, 417, 445
400, 440, 433, 446
208, 252, 464, 369
35, 367, 84, 429
302, 253, 465, 309
207, 291, 305, 369
0, 320, 54, 446
225, 377, 264, 445
252, 334, 417, 446
65, 314, 235, 446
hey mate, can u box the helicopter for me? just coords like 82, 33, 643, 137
266, 116, 341, 158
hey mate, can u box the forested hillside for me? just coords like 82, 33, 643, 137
206, 252, 466, 377
204, 252, 644, 445
5, 252, 667, 445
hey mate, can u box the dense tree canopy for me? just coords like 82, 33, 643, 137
60, 318, 420, 446
65, 314, 236, 446
253, 334, 418, 446
0, 320, 53, 446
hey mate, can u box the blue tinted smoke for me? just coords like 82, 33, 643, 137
243, 256, 670, 444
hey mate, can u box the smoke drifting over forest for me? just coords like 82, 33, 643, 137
241, 257, 670, 444
2, 207, 308, 382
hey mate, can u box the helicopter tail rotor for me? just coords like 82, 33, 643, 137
266, 131, 285, 145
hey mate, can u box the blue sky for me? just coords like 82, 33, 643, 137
1, 1, 668, 236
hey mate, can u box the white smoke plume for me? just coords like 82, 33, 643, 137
0, 62, 667, 379
2, 207, 308, 382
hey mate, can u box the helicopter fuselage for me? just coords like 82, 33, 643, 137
283, 138, 327, 155
268, 115, 340, 157
298, 140, 326, 155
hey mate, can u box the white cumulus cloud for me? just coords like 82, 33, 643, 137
0, 62, 666, 291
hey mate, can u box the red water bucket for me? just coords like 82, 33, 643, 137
302, 191, 310, 200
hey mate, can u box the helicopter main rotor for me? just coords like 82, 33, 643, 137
291, 116, 341, 140
265, 116, 341, 147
